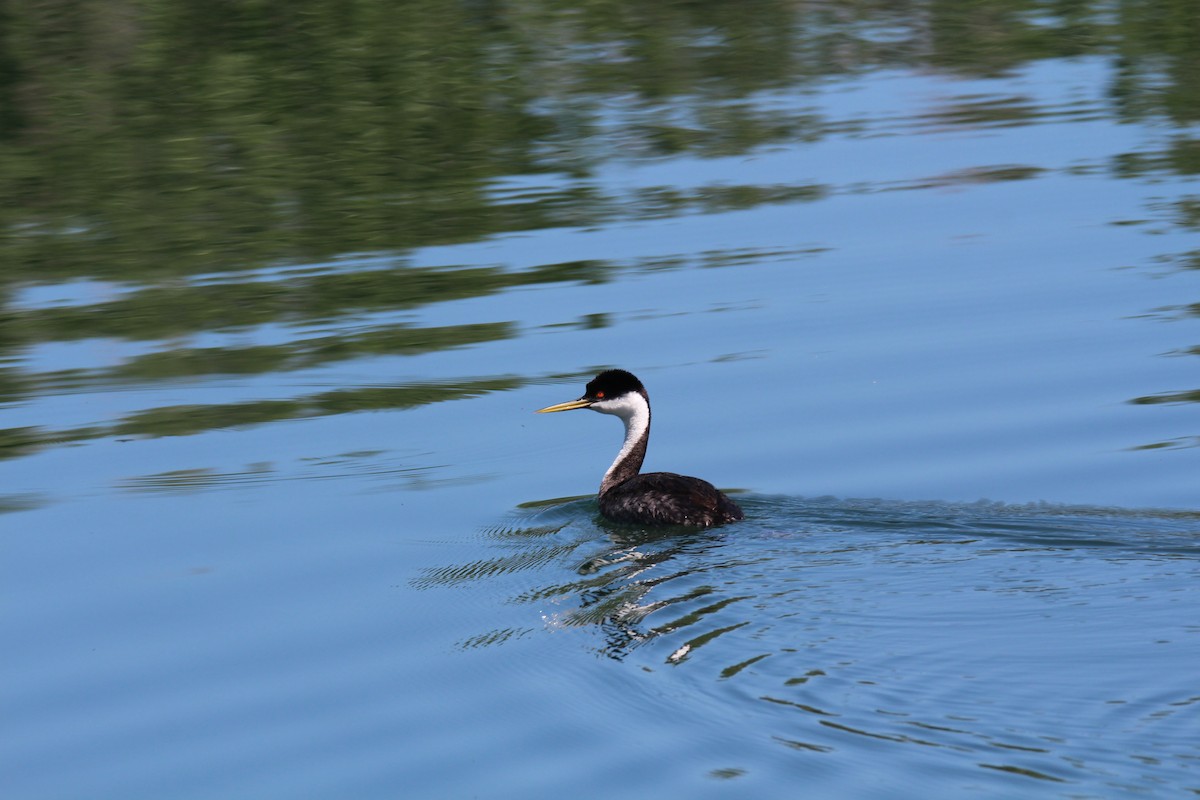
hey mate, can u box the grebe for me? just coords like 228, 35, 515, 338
536, 369, 743, 526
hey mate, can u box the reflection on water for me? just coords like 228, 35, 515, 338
115, 447, 478, 493
0, 373, 529, 453
419, 497, 1200, 791
0, 0, 1198, 464
0, 243, 810, 458
0, 493, 43, 514
5, 2, 1200, 798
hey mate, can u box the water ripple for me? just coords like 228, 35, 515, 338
417, 495, 1200, 794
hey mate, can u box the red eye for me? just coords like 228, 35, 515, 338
596, 391, 605, 398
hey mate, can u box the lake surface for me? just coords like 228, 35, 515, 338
3, 2, 1199, 797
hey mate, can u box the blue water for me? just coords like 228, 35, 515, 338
4, 33, 1200, 800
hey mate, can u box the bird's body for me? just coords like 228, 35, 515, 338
599, 471, 744, 527
536, 369, 743, 527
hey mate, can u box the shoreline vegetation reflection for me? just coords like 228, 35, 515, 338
2, 1, 1200, 461
3, 4, 1200, 798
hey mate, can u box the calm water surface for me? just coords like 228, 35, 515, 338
3, 2, 1200, 798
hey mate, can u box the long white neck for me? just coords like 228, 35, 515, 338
597, 391, 651, 495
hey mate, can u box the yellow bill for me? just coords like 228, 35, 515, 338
536, 398, 593, 413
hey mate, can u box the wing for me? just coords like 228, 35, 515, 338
600, 472, 743, 526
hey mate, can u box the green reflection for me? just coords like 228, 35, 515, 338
3, 244, 794, 411
0, 493, 42, 514
0, 427, 42, 460
3, 0, 1199, 288
46, 321, 514, 385
16, 263, 600, 343
3, 0, 1200, 463
1130, 389, 1200, 405
1113, 137, 1200, 178
0, 374, 525, 458
113, 375, 525, 437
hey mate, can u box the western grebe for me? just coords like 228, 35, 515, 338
536, 369, 744, 526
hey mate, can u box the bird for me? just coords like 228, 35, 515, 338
536, 369, 743, 526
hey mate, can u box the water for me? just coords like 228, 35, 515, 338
416, 499, 1200, 796
3, 3, 1200, 798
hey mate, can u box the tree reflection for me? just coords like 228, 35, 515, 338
3, 0, 1200, 452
